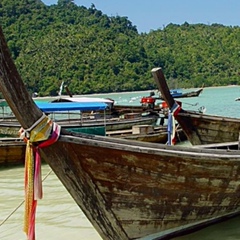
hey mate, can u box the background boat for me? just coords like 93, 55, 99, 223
152, 67, 240, 145
107, 124, 186, 144
158, 86, 204, 99
0, 101, 159, 137
0, 137, 26, 167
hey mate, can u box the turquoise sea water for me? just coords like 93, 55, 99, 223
83, 85, 240, 118
1, 85, 240, 240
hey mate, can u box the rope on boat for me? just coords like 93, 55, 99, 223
0, 169, 53, 227
19, 113, 46, 140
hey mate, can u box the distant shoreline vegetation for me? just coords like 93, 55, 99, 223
1, 0, 240, 96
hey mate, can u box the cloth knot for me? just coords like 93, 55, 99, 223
20, 115, 61, 240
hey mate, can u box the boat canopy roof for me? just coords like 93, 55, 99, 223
36, 102, 107, 112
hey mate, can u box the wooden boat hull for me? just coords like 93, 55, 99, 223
122, 128, 186, 143
177, 111, 240, 145
151, 67, 240, 145
0, 138, 26, 167
107, 125, 187, 144
0, 122, 20, 137
112, 104, 164, 115
58, 115, 158, 132
40, 134, 240, 239
0, 115, 158, 137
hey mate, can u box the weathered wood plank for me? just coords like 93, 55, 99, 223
0, 139, 26, 166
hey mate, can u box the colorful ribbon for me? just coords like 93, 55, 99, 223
20, 116, 61, 240
167, 102, 181, 145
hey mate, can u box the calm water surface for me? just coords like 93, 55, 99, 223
1, 86, 240, 240
0, 165, 102, 240
94, 85, 240, 118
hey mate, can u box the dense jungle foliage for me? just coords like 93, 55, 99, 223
1, 0, 240, 96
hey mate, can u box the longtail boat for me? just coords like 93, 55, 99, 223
50, 94, 164, 117
1, 26, 240, 240
0, 101, 158, 137
152, 67, 240, 145
158, 87, 203, 100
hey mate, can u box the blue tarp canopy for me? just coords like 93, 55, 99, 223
36, 102, 107, 112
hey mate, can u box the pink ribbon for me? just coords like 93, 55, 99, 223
27, 123, 61, 240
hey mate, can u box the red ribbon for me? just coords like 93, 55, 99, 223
26, 123, 61, 240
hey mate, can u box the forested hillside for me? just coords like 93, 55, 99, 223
1, 0, 240, 96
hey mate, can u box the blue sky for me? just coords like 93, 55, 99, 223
42, 0, 240, 33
